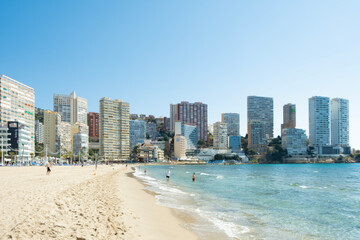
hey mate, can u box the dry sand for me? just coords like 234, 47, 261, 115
0, 165, 198, 240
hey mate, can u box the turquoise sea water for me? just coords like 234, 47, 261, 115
134, 164, 360, 240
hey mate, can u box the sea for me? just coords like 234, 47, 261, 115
134, 164, 360, 240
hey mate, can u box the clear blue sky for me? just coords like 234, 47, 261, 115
1, 0, 360, 148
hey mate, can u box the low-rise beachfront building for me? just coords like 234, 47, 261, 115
0, 125, 11, 161
8, 121, 32, 162
137, 143, 164, 162
73, 133, 89, 159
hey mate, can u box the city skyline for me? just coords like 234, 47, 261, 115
1, 1, 360, 148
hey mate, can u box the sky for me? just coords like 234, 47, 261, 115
1, 0, 360, 148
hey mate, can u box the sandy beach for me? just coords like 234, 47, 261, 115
0, 165, 198, 240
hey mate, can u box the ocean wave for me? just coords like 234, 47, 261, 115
299, 185, 309, 189
200, 172, 210, 176
216, 175, 224, 179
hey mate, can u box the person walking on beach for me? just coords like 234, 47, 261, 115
45, 161, 51, 175
166, 169, 171, 181
192, 173, 196, 182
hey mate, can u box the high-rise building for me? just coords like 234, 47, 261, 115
175, 121, 198, 150
331, 98, 349, 147
0, 125, 10, 159
170, 102, 208, 141
282, 128, 307, 155
174, 134, 187, 159
247, 96, 273, 139
248, 120, 267, 153
35, 120, 44, 144
88, 112, 99, 138
0, 75, 35, 157
99, 98, 130, 161
221, 113, 240, 136
281, 104, 296, 131
130, 120, 146, 151
44, 110, 61, 155
309, 96, 330, 149
213, 122, 228, 149
54, 91, 87, 125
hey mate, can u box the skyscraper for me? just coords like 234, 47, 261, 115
88, 112, 99, 137
247, 96, 273, 139
331, 98, 349, 147
99, 98, 130, 161
54, 91, 87, 125
213, 122, 228, 149
170, 101, 208, 141
0, 75, 35, 157
281, 104, 296, 131
221, 113, 240, 136
309, 96, 330, 148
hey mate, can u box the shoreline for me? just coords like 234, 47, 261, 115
0, 165, 199, 240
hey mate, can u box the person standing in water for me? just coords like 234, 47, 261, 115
144, 168, 147, 175
166, 169, 171, 181
192, 173, 196, 182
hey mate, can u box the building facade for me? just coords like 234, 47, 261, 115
8, 121, 32, 161
175, 121, 198, 150
0, 75, 35, 157
174, 134, 187, 160
247, 96, 273, 139
44, 110, 61, 155
99, 98, 130, 161
281, 104, 296, 131
58, 121, 72, 154
146, 122, 160, 140
170, 102, 208, 141
221, 113, 240, 136
282, 128, 307, 155
248, 120, 267, 153
35, 120, 44, 144
213, 122, 228, 149
309, 96, 330, 150
73, 133, 89, 156
88, 112, 99, 138
54, 91, 87, 125
331, 98, 349, 147
130, 119, 146, 151
228, 135, 241, 152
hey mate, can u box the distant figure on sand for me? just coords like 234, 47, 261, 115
192, 173, 196, 182
166, 169, 171, 181
46, 161, 51, 175
144, 168, 147, 175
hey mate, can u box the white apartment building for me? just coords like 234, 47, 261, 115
309, 96, 330, 148
331, 98, 349, 147
35, 120, 44, 144
0, 75, 35, 157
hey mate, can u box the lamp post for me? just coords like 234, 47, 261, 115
95, 152, 98, 170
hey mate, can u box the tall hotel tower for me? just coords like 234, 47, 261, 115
0, 75, 35, 157
99, 98, 130, 161
309, 96, 330, 148
170, 101, 208, 141
247, 96, 274, 139
331, 98, 349, 147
